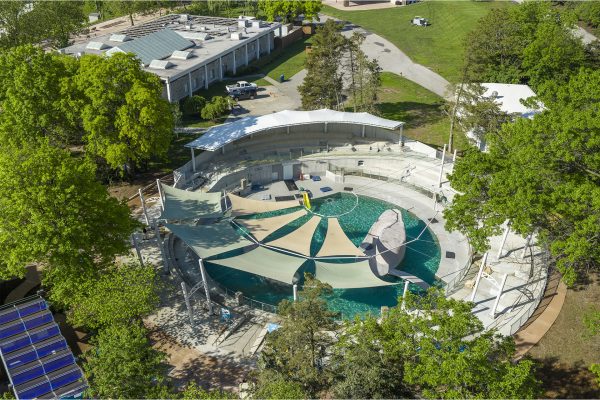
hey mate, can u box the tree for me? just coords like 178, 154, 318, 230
83, 323, 167, 399
181, 381, 238, 399
258, 274, 338, 397
444, 68, 600, 284
584, 309, 600, 384
67, 262, 160, 330
332, 316, 408, 398
577, 1, 600, 29
453, 83, 510, 149
182, 95, 207, 117
200, 96, 230, 121
258, 0, 321, 23
0, 1, 84, 49
299, 20, 346, 110
104, 1, 159, 26
252, 371, 307, 400
0, 45, 81, 147
74, 52, 174, 174
0, 142, 136, 282
344, 32, 381, 114
383, 290, 539, 398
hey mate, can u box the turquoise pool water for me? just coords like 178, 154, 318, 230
203, 193, 441, 318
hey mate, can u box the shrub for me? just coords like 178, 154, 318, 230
201, 96, 230, 121
182, 95, 206, 116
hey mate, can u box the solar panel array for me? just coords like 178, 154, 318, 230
0, 296, 87, 399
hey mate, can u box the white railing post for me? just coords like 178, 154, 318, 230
181, 282, 194, 327
497, 222, 511, 259
293, 284, 298, 302
438, 144, 447, 188
452, 148, 457, 163
490, 273, 508, 318
199, 259, 213, 315
401, 280, 410, 310
469, 252, 488, 302
191, 148, 196, 173
138, 188, 150, 226
156, 179, 164, 210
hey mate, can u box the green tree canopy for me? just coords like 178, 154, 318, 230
444, 68, 600, 284
0, 1, 85, 49
0, 45, 80, 147
0, 142, 136, 281
252, 371, 307, 400
74, 52, 174, 173
83, 323, 167, 399
67, 262, 160, 330
258, 0, 321, 23
464, 2, 587, 91
334, 290, 540, 399
181, 381, 238, 399
258, 274, 338, 397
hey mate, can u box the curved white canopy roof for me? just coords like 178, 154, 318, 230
185, 109, 404, 151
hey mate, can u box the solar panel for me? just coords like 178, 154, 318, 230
0, 296, 88, 399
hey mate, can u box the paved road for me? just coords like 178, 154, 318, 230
573, 25, 599, 45
323, 15, 453, 100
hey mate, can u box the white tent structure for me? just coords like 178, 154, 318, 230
313, 260, 397, 289
227, 193, 300, 216
160, 183, 222, 220
235, 210, 307, 241
208, 246, 306, 285
265, 216, 321, 256
185, 109, 404, 151
165, 222, 253, 259
316, 218, 364, 257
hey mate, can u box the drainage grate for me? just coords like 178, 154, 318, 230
446, 251, 456, 259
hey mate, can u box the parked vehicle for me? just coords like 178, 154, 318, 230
411, 16, 430, 27
228, 87, 257, 101
225, 81, 257, 93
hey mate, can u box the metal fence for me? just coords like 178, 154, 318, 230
220, 286, 278, 314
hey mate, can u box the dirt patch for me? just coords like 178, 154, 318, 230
149, 328, 252, 392
528, 274, 600, 398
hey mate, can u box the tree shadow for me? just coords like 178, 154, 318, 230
376, 101, 445, 128
534, 356, 600, 398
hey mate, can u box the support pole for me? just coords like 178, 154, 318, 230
452, 148, 457, 163
191, 147, 196, 173
204, 65, 209, 89
154, 222, 169, 274
432, 191, 437, 211
181, 282, 194, 327
232, 50, 236, 75
490, 273, 508, 318
199, 259, 213, 315
293, 284, 298, 302
156, 179, 164, 210
187, 72, 193, 97
138, 188, 150, 226
219, 57, 223, 80
497, 222, 511, 259
437, 144, 447, 188
245, 44, 249, 65
401, 280, 410, 309
361, 125, 365, 138
469, 252, 488, 302
131, 233, 144, 267
521, 233, 532, 260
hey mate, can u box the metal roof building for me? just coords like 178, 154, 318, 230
63, 14, 282, 103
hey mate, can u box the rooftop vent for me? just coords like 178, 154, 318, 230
86, 41, 110, 50
491, 90, 499, 98
175, 31, 211, 41
238, 20, 249, 28
149, 59, 174, 69
252, 21, 262, 29
230, 32, 243, 40
171, 50, 193, 60
179, 14, 189, 22
109, 34, 131, 42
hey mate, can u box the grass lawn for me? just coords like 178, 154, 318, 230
147, 132, 204, 175
258, 36, 313, 81
376, 72, 470, 150
321, 2, 512, 82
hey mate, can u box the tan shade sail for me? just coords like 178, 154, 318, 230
265, 216, 321, 256
166, 222, 253, 259
160, 183, 222, 220
316, 218, 365, 257
208, 246, 306, 285
236, 210, 308, 242
228, 193, 300, 217
314, 260, 397, 289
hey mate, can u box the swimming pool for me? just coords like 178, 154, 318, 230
202, 193, 441, 318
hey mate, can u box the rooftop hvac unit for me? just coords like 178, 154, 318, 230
185, 24, 193, 30
238, 19, 249, 28
179, 14, 189, 22
231, 32, 243, 40
252, 21, 262, 29
240, 178, 247, 189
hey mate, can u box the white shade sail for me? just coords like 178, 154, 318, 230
228, 193, 300, 217
316, 218, 365, 257
265, 216, 321, 256
166, 222, 253, 259
208, 246, 306, 285
160, 183, 222, 220
236, 210, 308, 242
186, 109, 404, 151
314, 260, 397, 289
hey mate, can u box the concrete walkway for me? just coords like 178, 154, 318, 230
5, 265, 41, 303
513, 276, 567, 359
573, 25, 599, 45
322, 15, 453, 99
